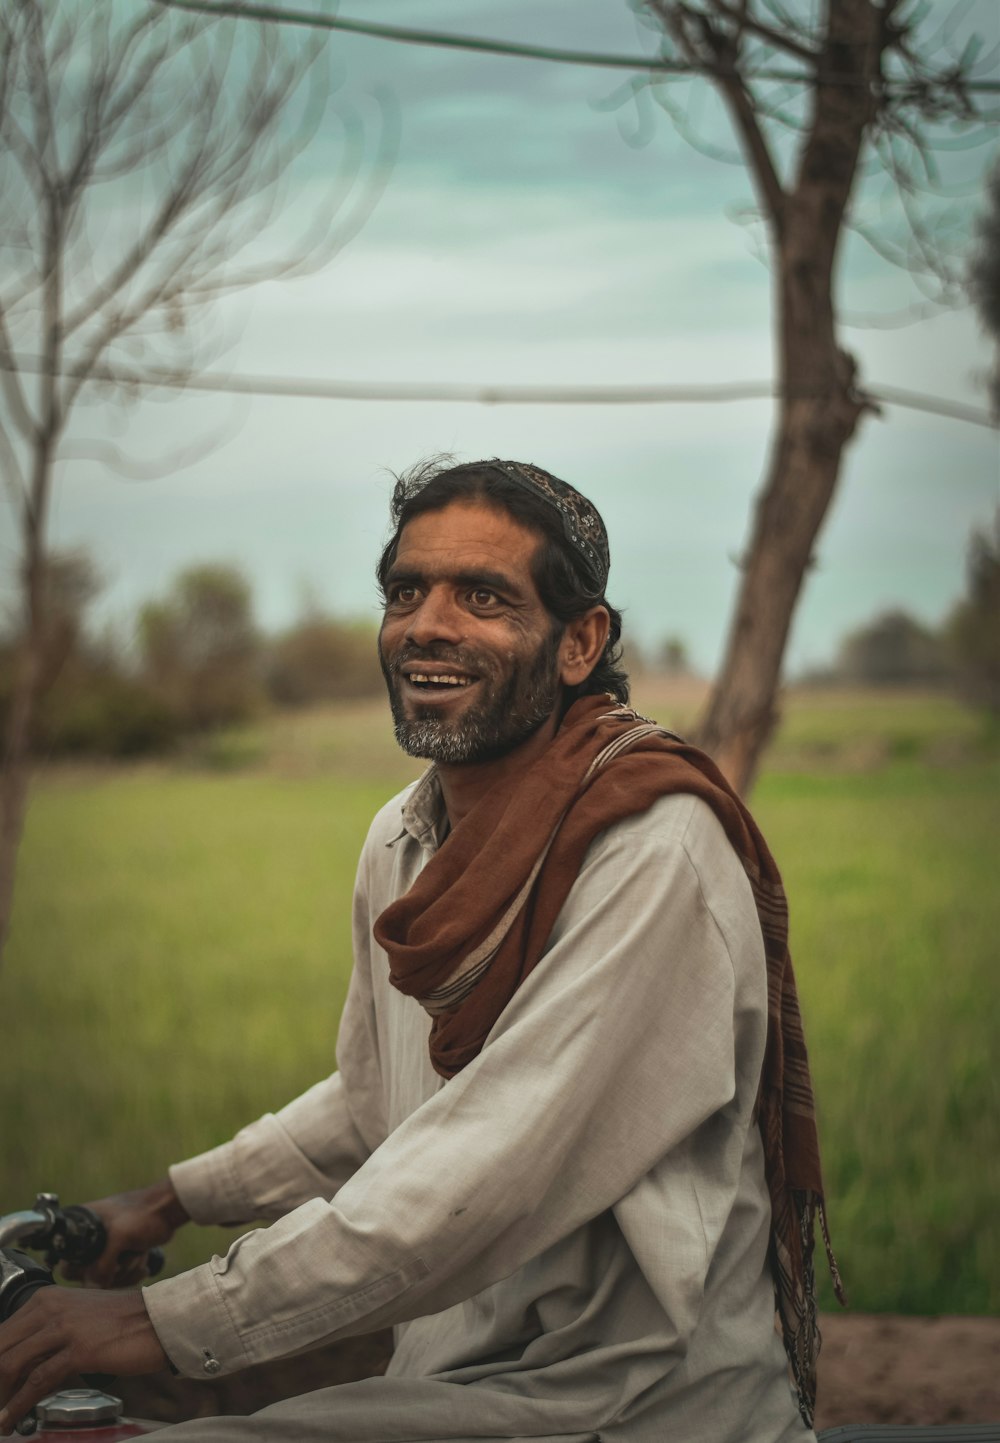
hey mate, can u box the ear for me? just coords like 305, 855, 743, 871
558, 606, 611, 687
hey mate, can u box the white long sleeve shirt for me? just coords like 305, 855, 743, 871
143, 771, 814, 1442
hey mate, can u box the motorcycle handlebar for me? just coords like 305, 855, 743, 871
0, 1193, 164, 1323
0, 1200, 167, 1434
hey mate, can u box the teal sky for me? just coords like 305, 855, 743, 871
23, 0, 1000, 673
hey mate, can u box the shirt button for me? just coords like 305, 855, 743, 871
202, 1352, 222, 1376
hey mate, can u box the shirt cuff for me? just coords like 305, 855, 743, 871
143, 1262, 248, 1379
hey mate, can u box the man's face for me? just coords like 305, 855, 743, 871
378, 500, 566, 766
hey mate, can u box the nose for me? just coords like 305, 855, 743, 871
404, 586, 464, 649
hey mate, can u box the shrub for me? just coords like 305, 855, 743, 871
264, 616, 382, 706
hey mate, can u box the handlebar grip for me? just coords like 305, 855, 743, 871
60, 1208, 166, 1278
0, 1248, 54, 1322
58, 1205, 107, 1267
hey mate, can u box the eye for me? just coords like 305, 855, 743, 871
386, 583, 420, 607
468, 588, 501, 609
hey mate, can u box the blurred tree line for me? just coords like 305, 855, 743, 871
804, 513, 1000, 706
0, 558, 383, 759
1, 510, 996, 760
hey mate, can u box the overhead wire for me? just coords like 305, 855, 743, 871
149, 0, 1000, 94
5, 355, 996, 428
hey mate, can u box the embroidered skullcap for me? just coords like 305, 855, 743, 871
409, 458, 610, 596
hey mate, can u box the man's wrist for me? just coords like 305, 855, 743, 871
147, 1176, 190, 1232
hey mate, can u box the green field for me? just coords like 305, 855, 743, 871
3, 688, 998, 1314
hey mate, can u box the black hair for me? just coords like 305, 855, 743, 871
376, 457, 630, 705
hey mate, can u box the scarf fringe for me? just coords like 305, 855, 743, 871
775, 1190, 847, 1429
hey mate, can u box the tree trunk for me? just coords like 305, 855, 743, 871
0, 449, 51, 964
696, 218, 870, 793
0, 194, 61, 967
695, 354, 867, 793
0, 631, 43, 962
693, 0, 882, 794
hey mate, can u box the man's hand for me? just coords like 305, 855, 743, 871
69, 1177, 190, 1288
0, 1287, 168, 1436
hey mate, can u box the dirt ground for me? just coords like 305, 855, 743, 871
115, 1313, 1000, 1432
812, 1313, 1000, 1429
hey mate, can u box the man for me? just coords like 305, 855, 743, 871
0, 459, 837, 1441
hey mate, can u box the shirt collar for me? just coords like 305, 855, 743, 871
394, 766, 449, 854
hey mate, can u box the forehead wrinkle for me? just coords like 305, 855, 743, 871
385, 561, 532, 599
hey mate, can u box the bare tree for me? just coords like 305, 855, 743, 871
0, 0, 392, 964
617, 0, 997, 791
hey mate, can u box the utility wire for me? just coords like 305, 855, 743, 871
7, 355, 996, 427
150, 0, 1000, 94
867, 383, 997, 429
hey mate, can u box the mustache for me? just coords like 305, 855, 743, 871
381, 642, 495, 679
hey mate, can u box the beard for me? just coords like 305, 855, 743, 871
379, 629, 564, 765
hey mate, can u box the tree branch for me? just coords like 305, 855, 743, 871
649, 2, 787, 222
708, 0, 818, 64
0, 306, 38, 443
0, 420, 27, 507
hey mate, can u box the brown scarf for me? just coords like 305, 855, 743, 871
374, 694, 843, 1426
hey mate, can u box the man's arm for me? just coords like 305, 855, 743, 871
165, 1069, 378, 1231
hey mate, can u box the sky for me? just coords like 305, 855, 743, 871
7, 0, 1000, 675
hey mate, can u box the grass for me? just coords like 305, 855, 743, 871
754, 761, 999, 1314
2, 687, 997, 1312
